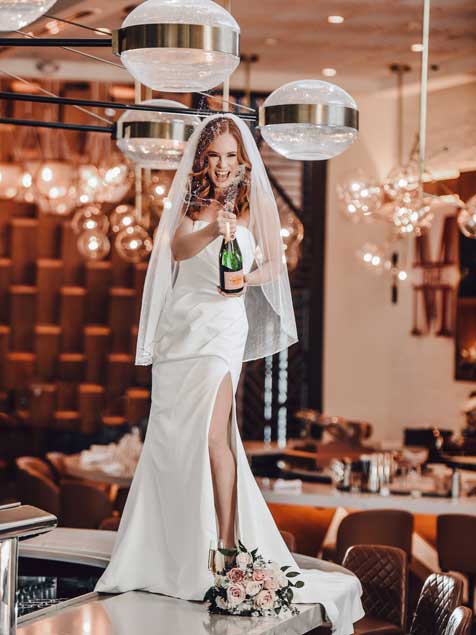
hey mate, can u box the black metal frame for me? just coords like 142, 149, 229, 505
0, 90, 257, 135
0, 37, 112, 48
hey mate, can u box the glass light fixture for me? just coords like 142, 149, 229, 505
115, 224, 153, 263
72, 204, 110, 235
384, 161, 420, 200
116, 99, 200, 169
392, 193, 433, 236
457, 195, 476, 239
259, 79, 359, 160
0, 0, 57, 31
337, 170, 383, 223
0, 162, 22, 199
34, 160, 78, 215
96, 159, 133, 204
113, 0, 240, 92
146, 172, 172, 218
78, 164, 102, 205
77, 229, 111, 261
110, 203, 138, 233
279, 209, 304, 272
357, 242, 385, 274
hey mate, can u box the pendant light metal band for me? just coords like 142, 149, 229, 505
116, 120, 196, 142
112, 23, 240, 57
258, 103, 359, 130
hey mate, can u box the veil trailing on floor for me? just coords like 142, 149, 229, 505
135, 113, 298, 366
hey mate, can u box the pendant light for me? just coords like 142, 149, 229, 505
113, 0, 240, 92
259, 79, 359, 161
0, 0, 57, 31
116, 98, 200, 169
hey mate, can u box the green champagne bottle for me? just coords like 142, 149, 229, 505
219, 224, 244, 294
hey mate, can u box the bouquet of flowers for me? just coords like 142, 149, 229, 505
204, 540, 304, 617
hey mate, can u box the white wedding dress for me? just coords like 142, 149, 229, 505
95, 220, 364, 635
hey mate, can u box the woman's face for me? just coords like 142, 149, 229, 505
206, 132, 239, 191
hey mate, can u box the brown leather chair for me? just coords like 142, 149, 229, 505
16, 456, 54, 481
444, 607, 473, 635
437, 514, 476, 609
334, 510, 414, 564
99, 515, 121, 531
342, 545, 407, 634
46, 452, 66, 482
280, 529, 296, 552
15, 465, 60, 516
60, 481, 114, 529
409, 573, 463, 635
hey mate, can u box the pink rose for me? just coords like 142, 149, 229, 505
227, 583, 246, 606
263, 575, 280, 591
227, 567, 246, 584
252, 569, 266, 582
254, 589, 275, 610
245, 580, 262, 597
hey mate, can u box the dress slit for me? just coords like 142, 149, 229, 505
206, 367, 241, 549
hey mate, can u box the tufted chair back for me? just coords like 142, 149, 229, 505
410, 573, 463, 635
444, 607, 473, 635
343, 544, 407, 630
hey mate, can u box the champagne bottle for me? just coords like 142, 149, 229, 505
219, 222, 244, 294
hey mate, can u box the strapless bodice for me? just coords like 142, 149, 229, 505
154, 220, 256, 363
171, 219, 256, 297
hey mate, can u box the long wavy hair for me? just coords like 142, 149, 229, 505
186, 117, 251, 219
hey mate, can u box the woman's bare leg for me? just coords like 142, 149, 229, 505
208, 373, 236, 549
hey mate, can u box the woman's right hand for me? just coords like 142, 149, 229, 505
214, 208, 237, 240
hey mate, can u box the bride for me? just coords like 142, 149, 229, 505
95, 114, 363, 635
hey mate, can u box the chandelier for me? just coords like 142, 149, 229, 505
0, 0, 57, 31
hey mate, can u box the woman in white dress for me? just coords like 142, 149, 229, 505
95, 114, 363, 635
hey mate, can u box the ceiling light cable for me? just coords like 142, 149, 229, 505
14, 30, 126, 71
43, 14, 111, 36
0, 67, 113, 124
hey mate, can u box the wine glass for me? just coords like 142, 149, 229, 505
401, 446, 429, 496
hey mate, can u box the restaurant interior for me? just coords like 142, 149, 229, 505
0, 0, 475, 633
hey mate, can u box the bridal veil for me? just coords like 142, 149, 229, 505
135, 113, 298, 366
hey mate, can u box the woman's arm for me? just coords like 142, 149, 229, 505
171, 209, 237, 261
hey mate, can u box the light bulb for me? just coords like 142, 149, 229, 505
77, 229, 111, 261
0, 162, 22, 199
115, 224, 153, 263
72, 205, 110, 235
110, 203, 138, 233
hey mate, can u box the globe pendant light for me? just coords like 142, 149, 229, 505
259, 79, 359, 161
113, 0, 240, 92
116, 99, 200, 169
0, 0, 57, 31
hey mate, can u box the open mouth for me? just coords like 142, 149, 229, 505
214, 169, 231, 183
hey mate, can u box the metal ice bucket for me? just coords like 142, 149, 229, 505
0, 502, 57, 635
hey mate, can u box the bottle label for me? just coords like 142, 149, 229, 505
224, 270, 244, 291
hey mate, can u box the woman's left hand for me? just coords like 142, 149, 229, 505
216, 281, 247, 298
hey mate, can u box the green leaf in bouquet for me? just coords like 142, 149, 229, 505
238, 539, 247, 552
281, 565, 291, 571
294, 580, 305, 588
286, 571, 300, 578
286, 588, 294, 602
251, 548, 258, 558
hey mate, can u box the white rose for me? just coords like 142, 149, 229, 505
276, 570, 288, 588
245, 580, 262, 597
254, 589, 275, 610
236, 551, 252, 568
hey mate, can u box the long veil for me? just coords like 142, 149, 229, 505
135, 113, 298, 366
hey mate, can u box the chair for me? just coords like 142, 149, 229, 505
99, 516, 121, 531
16, 456, 54, 481
342, 545, 407, 634
46, 451, 66, 482
444, 607, 473, 635
334, 509, 414, 564
280, 529, 296, 552
59, 481, 114, 529
409, 573, 463, 635
437, 514, 476, 609
15, 465, 60, 516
